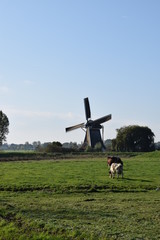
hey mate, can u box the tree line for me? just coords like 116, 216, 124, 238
0, 110, 159, 152
0, 141, 81, 151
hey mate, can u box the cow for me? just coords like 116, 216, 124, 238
109, 163, 123, 178
107, 156, 123, 167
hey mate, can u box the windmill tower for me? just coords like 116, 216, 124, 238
66, 97, 112, 150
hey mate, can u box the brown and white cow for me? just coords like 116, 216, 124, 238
109, 163, 123, 178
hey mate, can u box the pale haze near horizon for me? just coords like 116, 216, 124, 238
0, 0, 160, 144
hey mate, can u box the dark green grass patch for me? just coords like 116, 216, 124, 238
0, 191, 160, 239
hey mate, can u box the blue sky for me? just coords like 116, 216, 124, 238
0, 0, 160, 144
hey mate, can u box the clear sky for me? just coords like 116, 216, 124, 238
0, 0, 160, 144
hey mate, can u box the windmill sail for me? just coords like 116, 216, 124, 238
84, 97, 91, 120
65, 122, 85, 132
91, 114, 111, 126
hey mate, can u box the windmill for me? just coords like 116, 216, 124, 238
65, 97, 112, 150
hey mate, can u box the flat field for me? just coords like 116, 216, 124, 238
0, 152, 160, 239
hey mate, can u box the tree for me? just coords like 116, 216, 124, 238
45, 141, 62, 152
94, 142, 102, 152
111, 138, 117, 151
115, 125, 155, 152
0, 111, 9, 146
104, 139, 112, 151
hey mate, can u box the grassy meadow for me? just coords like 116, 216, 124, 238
0, 152, 160, 239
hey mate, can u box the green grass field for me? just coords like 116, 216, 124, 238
0, 152, 160, 239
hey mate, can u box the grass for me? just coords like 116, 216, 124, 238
0, 152, 160, 239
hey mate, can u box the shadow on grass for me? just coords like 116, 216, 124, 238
124, 177, 152, 182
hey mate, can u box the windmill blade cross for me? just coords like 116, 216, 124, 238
65, 97, 112, 151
